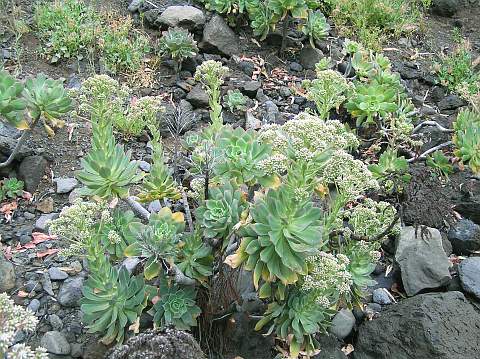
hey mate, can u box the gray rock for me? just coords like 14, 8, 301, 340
138, 160, 151, 172
42, 272, 54, 296
54, 177, 78, 194
279, 86, 291, 98
355, 291, 480, 359
40, 331, 71, 355
0, 256, 15, 292
299, 47, 324, 70
395, 226, 451, 296
121, 257, 141, 275
458, 257, 480, 300
68, 188, 83, 204
70, 343, 83, 358
313, 335, 347, 359
329, 309, 355, 340
157, 6, 205, 30
437, 94, 467, 111
27, 298, 40, 312
264, 101, 280, 123
201, 14, 239, 56
186, 84, 209, 108
148, 200, 162, 213
431, 0, 460, 17
35, 213, 58, 232
241, 81, 261, 98
372, 288, 392, 305
49, 314, 63, 331
0, 122, 31, 163
289, 62, 303, 72
18, 155, 48, 192
48, 267, 69, 281
127, 0, 142, 13
57, 277, 84, 307
447, 219, 480, 255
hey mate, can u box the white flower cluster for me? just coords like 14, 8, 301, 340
256, 153, 289, 175
126, 96, 165, 134
302, 252, 353, 307
0, 293, 48, 359
48, 200, 106, 256
194, 60, 229, 86
352, 240, 382, 262
189, 177, 206, 200
318, 150, 379, 201
344, 198, 400, 239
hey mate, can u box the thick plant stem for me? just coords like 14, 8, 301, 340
0, 117, 39, 168
125, 196, 151, 221
280, 15, 290, 55
407, 141, 453, 163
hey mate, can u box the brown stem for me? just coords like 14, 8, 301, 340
280, 15, 290, 55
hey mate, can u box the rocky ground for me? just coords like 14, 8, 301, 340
1, 0, 480, 358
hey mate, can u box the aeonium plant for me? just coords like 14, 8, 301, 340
0, 71, 72, 168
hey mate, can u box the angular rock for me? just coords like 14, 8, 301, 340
372, 288, 392, 305
40, 331, 71, 355
313, 335, 347, 359
18, 155, 48, 192
437, 94, 467, 111
54, 177, 78, 194
329, 309, 355, 340
201, 14, 239, 56
299, 47, 324, 70
355, 291, 480, 359
49, 314, 63, 331
241, 81, 261, 98
157, 6, 205, 31
458, 257, 480, 300
431, 0, 460, 17
35, 213, 58, 232
395, 226, 451, 296
186, 84, 209, 108
57, 276, 84, 307
0, 256, 15, 292
27, 298, 40, 312
48, 267, 69, 281
127, 0, 142, 13
0, 122, 31, 163
447, 219, 480, 255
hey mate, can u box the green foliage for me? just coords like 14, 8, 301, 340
159, 27, 198, 72
194, 60, 229, 130
302, 68, 350, 119
426, 150, 454, 179
195, 181, 247, 246
434, 41, 480, 96
99, 209, 140, 259
76, 122, 143, 199
125, 207, 185, 280
176, 231, 213, 284
346, 81, 398, 127
453, 108, 480, 174
100, 17, 150, 74
215, 126, 273, 185
247, 2, 276, 40
34, 0, 100, 62
0, 71, 72, 131
81, 265, 146, 345
0, 70, 26, 128
368, 148, 411, 193
302, 10, 330, 48
0, 178, 24, 201
152, 279, 201, 330
269, 0, 308, 18
229, 187, 322, 294
327, 0, 426, 50
137, 141, 181, 203
224, 89, 248, 113
23, 73, 73, 133
254, 290, 332, 358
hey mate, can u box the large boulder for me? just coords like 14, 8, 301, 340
431, 0, 460, 17
447, 219, 480, 255
395, 226, 451, 296
201, 15, 239, 57
458, 257, 480, 300
0, 256, 15, 292
354, 291, 480, 359
299, 47, 324, 70
157, 6, 205, 31
57, 276, 84, 307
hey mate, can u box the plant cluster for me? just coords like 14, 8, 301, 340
453, 108, 480, 174
72, 74, 164, 136
0, 177, 24, 201
64, 53, 408, 357
35, 0, 150, 73
0, 293, 48, 359
224, 89, 248, 113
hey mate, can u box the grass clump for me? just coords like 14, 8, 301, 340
433, 40, 480, 97
34, 0, 150, 73
326, 0, 428, 50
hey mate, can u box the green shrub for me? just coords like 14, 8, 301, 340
224, 89, 248, 113
0, 178, 24, 201
453, 108, 480, 174
159, 27, 198, 73
302, 10, 330, 48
